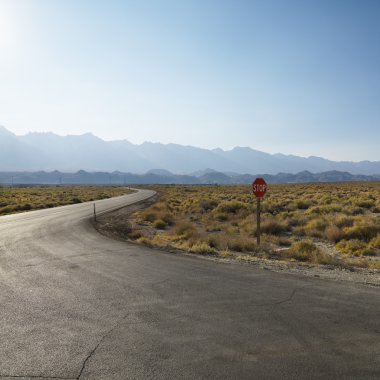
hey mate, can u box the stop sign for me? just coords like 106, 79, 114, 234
252, 178, 267, 198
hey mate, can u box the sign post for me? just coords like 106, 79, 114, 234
256, 198, 261, 246
252, 178, 267, 246
93, 203, 97, 222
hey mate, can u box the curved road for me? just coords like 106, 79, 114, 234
0, 190, 379, 379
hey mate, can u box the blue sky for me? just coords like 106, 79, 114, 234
0, 0, 379, 161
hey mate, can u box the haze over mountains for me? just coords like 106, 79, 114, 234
1, 126, 380, 175
1, 169, 379, 186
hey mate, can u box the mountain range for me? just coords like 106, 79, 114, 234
1, 126, 380, 175
0, 169, 379, 185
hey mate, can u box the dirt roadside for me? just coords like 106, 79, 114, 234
93, 195, 380, 287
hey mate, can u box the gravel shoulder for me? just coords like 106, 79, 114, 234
94, 196, 380, 288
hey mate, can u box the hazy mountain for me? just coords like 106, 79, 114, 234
1, 126, 380, 175
1, 170, 379, 185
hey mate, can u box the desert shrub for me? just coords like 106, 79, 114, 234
343, 223, 380, 242
286, 214, 308, 227
369, 235, 380, 249
111, 221, 133, 237
283, 240, 340, 265
216, 212, 229, 221
154, 219, 167, 229
0, 206, 13, 214
263, 234, 292, 246
260, 218, 288, 235
172, 221, 198, 239
362, 249, 378, 257
216, 201, 247, 214
141, 211, 157, 223
306, 218, 328, 231
335, 215, 354, 228
264, 201, 287, 214
344, 206, 365, 216
205, 223, 222, 232
295, 200, 313, 210
207, 234, 228, 250
136, 237, 153, 247
219, 250, 234, 258
335, 239, 373, 257
353, 199, 375, 209
128, 230, 144, 240
71, 197, 82, 204
161, 212, 174, 225
199, 199, 218, 212
302, 218, 328, 238
286, 240, 319, 262
314, 252, 342, 265
324, 225, 344, 243
15, 203, 32, 211
189, 242, 218, 255
306, 204, 342, 215
227, 237, 257, 252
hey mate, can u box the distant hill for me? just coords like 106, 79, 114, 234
1, 126, 380, 175
0, 170, 379, 185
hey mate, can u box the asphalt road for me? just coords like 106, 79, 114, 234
0, 189, 379, 380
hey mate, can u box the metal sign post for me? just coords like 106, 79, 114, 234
252, 178, 267, 247
256, 198, 261, 246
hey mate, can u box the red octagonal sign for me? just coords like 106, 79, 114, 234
252, 178, 267, 198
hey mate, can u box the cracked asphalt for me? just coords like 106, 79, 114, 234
0, 189, 379, 379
